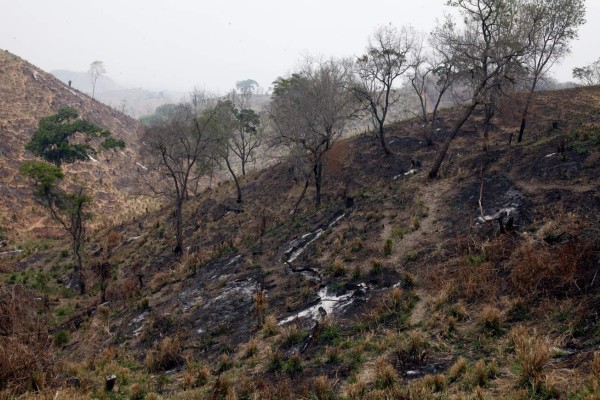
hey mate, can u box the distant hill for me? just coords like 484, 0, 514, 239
0, 49, 156, 242
51, 69, 184, 118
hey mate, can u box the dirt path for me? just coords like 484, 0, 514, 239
382, 175, 453, 269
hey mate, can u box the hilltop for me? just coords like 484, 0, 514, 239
0, 50, 156, 245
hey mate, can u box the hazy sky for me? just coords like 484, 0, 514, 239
2, 0, 599, 94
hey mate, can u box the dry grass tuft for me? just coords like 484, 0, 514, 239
145, 337, 183, 372
313, 375, 335, 400
448, 357, 468, 382
374, 357, 398, 389
511, 326, 550, 389
479, 305, 503, 334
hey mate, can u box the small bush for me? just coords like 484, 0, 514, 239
283, 353, 303, 375
383, 238, 393, 256
53, 329, 69, 346
267, 349, 283, 372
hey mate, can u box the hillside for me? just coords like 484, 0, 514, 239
1, 83, 600, 399
0, 49, 156, 245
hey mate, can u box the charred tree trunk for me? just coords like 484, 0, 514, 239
314, 161, 323, 207
174, 198, 183, 255
292, 179, 310, 216
378, 123, 391, 155
516, 83, 537, 143
428, 102, 479, 179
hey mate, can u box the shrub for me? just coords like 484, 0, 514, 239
383, 238, 393, 256
267, 348, 283, 372
53, 329, 69, 346
283, 353, 303, 375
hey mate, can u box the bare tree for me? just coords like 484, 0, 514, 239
514, 0, 585, 143
269, 58, 357, 207
142, 101, 216, 255
89, 60, 106, 101
407, 30, 462, 145
354, 25, 417, 154
428, 0, 533, 179
573, 58, 600, 86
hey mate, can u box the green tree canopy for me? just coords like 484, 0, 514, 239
25, 107, 123, 166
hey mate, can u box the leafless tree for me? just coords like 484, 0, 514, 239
142, 100, 217, 255
428, 0, 533, 179
573, 58, 600, 86
407, 30, 462, 145
514, 0, 586, 143
269, 58, 358, 207
354, 25, 417, 154
89, 60, 106, 101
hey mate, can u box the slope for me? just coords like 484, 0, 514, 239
0, 49, 156, 245
2, 84, 600, 399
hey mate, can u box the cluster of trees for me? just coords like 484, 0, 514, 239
21, 107, 124, 294
139, 0, 586, 255
141, 82, 263, 254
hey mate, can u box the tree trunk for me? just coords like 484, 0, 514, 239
516, 88, 535, 143
292, 179, 310, 216
73, 239, 85, 295
378, 123, 391, 155
428, 102, 479, 179
314, 161, 322, 207
174, 199, 183, 255
224, 157, 243, 203
482, 105, 495, 152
